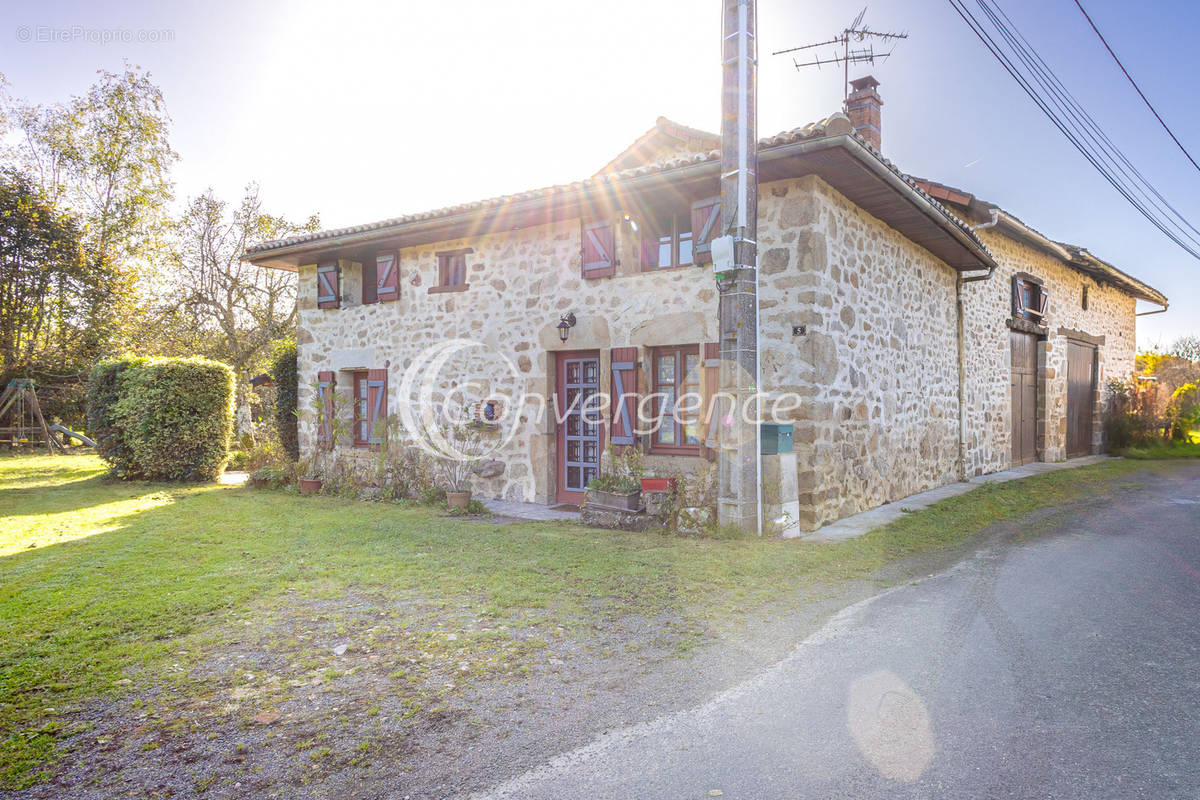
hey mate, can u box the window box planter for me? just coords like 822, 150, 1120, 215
586, 487, 643, 512
641, 477, 677, 492
299, 478, 323, 495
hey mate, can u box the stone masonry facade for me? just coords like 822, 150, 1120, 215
281, 137, 1152, 531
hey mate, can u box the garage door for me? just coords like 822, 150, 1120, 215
1010, 331, 1038, 466
1066, 340, 1097, 458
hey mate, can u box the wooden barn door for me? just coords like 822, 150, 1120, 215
1067, 340, 1098, 458
1010, 331, 1039, 466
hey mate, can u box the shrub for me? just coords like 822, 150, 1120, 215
86, 356, 147, 478
87, 356, 234, 481
1103, 377, 1162, 451
270, 341, 299, 460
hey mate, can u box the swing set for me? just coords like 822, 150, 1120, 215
0, 379, 95, 453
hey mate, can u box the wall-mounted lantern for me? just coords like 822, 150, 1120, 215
557, 312, 577, 343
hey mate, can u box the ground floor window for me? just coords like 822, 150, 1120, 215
651, 344, 701, 453
352, 370, 369, 446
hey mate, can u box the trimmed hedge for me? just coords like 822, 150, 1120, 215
270, 341, 299, 460
86, 356, 234, 481
86, 356, 147, 476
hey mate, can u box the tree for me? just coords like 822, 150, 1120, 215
1169, 335, 1200, 364
0, 168, 123, 382
13, 63, 176, 268
151, 184, 318, 429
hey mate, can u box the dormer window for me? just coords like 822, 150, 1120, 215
1012, 275, 1048, 322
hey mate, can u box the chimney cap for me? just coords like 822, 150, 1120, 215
849, 75, 880, 93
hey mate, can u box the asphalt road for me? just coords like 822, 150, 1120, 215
471, 463, 1200, 800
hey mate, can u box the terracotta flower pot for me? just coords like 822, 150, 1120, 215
251, 477, 269, 489
446, 490, 471, 511
299, 478, 323, 495
641, 477, 677, 492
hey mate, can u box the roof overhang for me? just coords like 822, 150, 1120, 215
912, 177, 1168, 307
243, 135, 995, 274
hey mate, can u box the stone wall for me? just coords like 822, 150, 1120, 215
757, 175, 962, 530
293, 169, 1141, 523
961, 229, 1137, 468
295, 216, 719, 503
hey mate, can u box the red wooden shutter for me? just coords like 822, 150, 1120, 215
701, 342, 720, 461
1037, 286, 1049, 318
366, 368, 388, 444
317, 370, 336, 446
362, 260, 378, 305
376, 252, 399, 301
691, 196, 721, 263
317, 264, 340, 309
581, 221, 616, 278
609, 347, 639, 447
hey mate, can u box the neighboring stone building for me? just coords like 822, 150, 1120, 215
244, 79, 1166, 532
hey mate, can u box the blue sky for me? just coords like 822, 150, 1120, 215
3, 0, 1197, 348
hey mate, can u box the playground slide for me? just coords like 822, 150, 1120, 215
50, 425, 97, 448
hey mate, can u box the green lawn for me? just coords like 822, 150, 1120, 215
0, 453, 1165, 788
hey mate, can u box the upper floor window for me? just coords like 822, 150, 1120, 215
362, 251, 399, 304
639, 196, 719, 270
643, 211, 693, 270
317, 263, 340, 309
1012, 275, 1048, 322
432, 248, 472, 293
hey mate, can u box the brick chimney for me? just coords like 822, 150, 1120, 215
844, 75, 883, 151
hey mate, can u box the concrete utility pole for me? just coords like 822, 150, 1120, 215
716, 0, 760, 533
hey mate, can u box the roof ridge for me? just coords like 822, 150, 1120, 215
244, 112, 983, 261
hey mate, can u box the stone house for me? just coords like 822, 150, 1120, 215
244, 77, 1166, 532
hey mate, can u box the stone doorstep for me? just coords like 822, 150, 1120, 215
792, 455, 1117, 543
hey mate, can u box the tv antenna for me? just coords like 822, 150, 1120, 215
772, 7, 908, 99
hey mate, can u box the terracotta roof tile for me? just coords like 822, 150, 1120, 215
244, 113, 986, 259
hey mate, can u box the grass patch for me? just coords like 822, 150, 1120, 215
0, 453, 1167, 787
1116, 439, 1200, 460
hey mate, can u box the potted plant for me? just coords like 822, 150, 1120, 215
429, 408, 496, 511
586, 446, 644, 511
300, 378, 344, 494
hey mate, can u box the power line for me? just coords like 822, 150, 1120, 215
1072, 0, 1200, 176
977, 0, 1200, 246
945, 0, 1200, 261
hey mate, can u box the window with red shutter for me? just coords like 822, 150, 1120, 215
640, 208, 694, 270
609, 347, 639, 447
432, 248, 472, 292
317, 370, 336, 446
317, 264, 341, 309
581, 221, 616, 279
701, 342, 721, 461
362, 260, 378, 305
1012, 275, 1048, 322
376, 251, 399, 302
691, 197, 721, 264
649, 345, 701, 454
352, 371, 369, 444
366, 368, 388, 444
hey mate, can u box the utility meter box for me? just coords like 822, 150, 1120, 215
760, 423, 794, 455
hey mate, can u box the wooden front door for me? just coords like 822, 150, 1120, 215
1067, 340, 1098, 458
1010, 331, 1039, 466
555, 352, 603, 504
